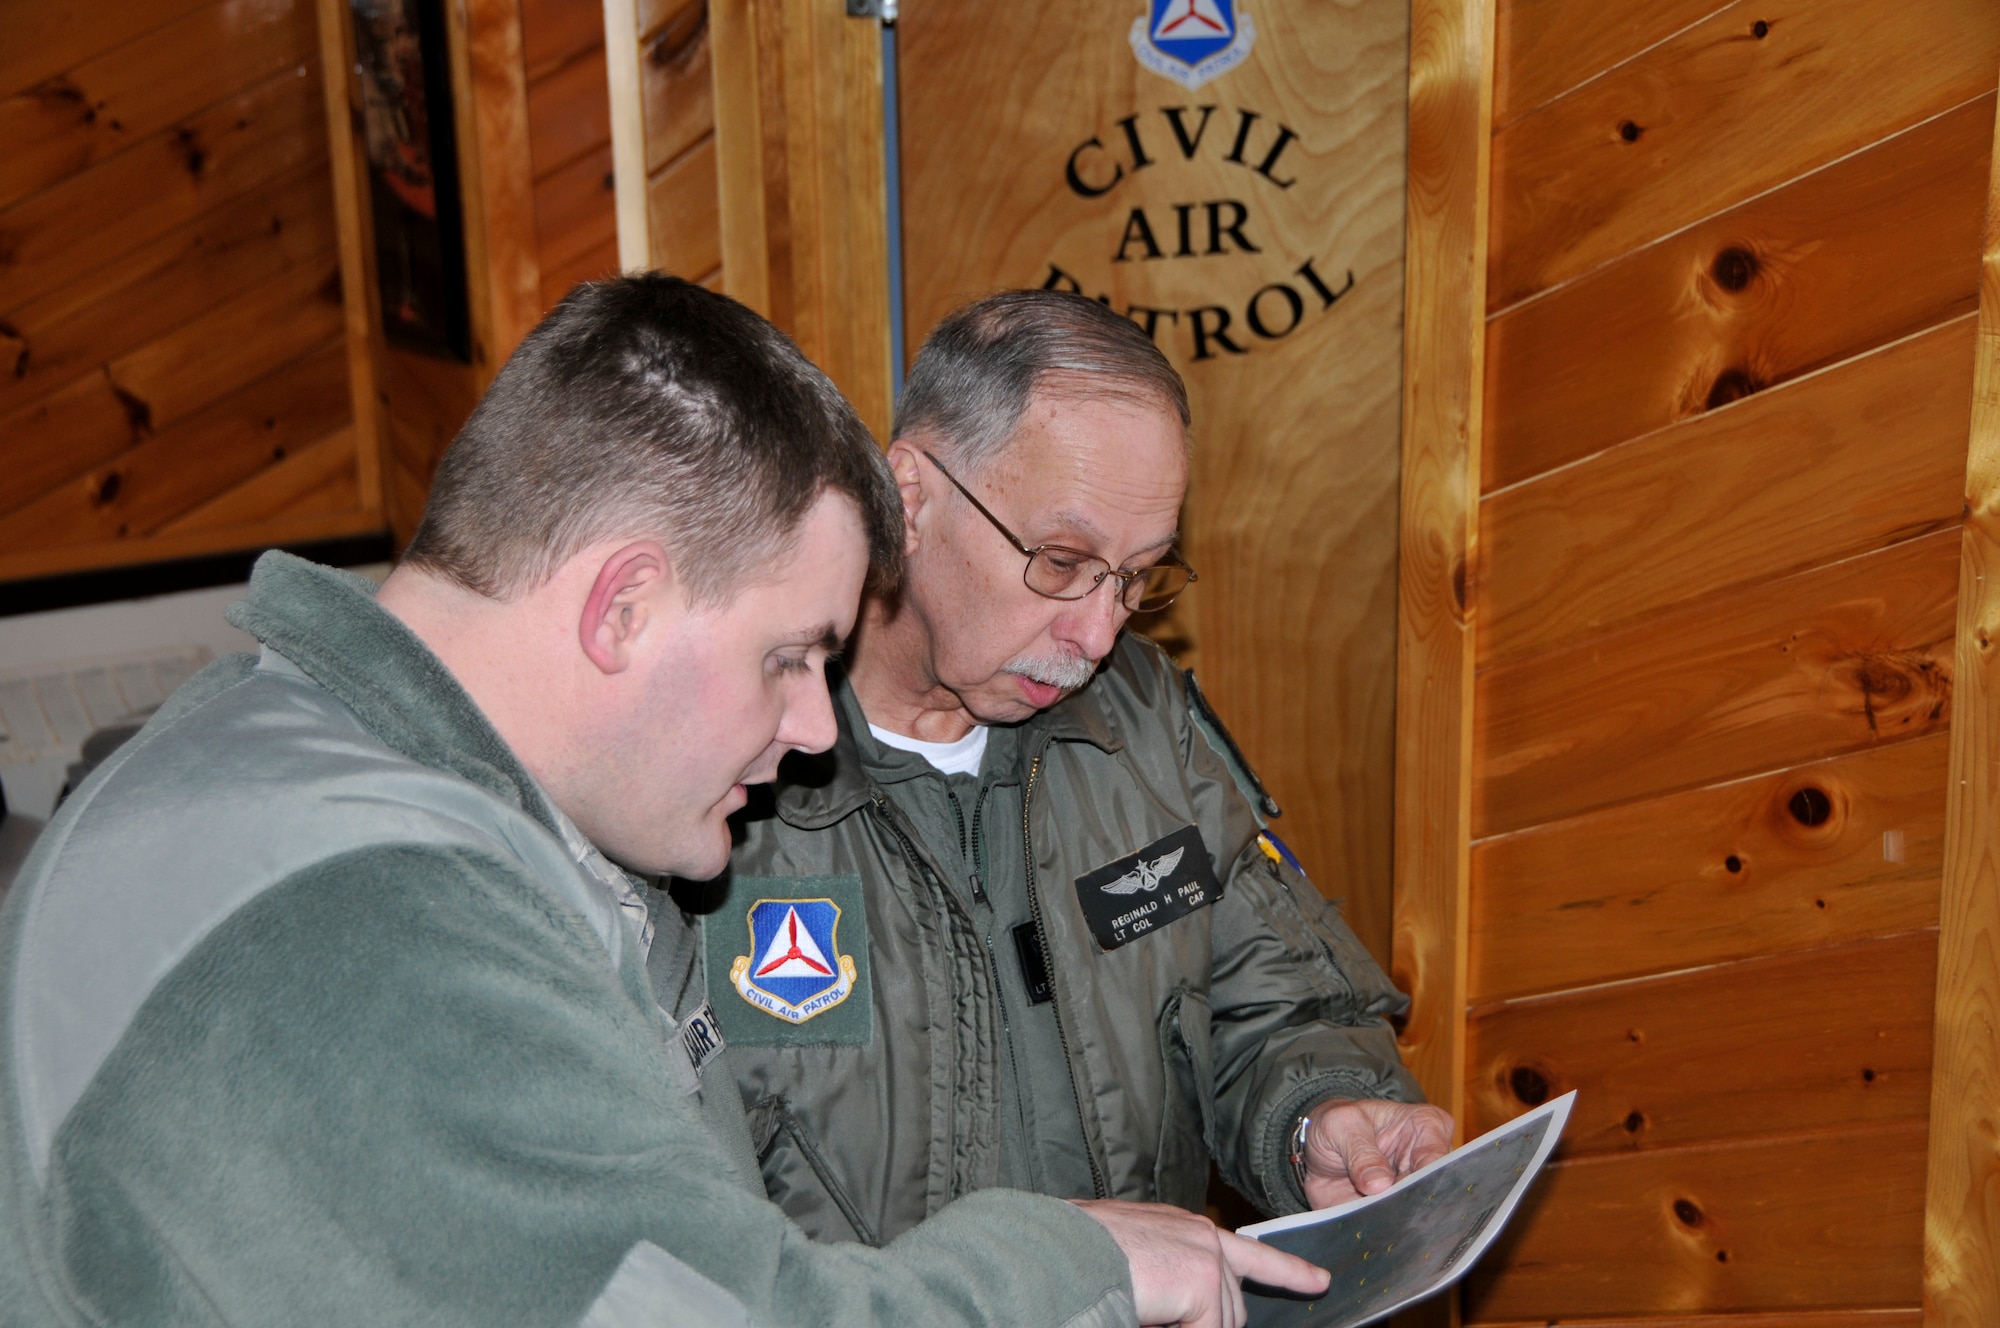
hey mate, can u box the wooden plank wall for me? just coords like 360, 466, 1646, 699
529, 0, 717, 310
0, 0, 380, 582
1446, 0, 2000, 1322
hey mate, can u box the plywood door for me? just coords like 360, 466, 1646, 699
897, 0, 1410, 964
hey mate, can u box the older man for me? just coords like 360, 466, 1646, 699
713, 290, 1451, 1246
0, 277, 1322, 1328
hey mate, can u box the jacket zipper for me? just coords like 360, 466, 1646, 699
871, 791, 1013, 1200
1023, 751, 1110, 1200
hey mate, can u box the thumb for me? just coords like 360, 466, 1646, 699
1316, 1115, 1397, 1195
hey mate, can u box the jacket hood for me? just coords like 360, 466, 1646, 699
225, 551, 558, 837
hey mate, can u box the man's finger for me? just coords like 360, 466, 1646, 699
1218, 1230, 1330, 1296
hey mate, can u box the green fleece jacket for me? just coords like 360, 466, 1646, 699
0, 552, 1132, 1328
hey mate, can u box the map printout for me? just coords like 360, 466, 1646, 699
1239, 1091, 1574, 1328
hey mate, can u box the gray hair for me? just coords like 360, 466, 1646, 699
403, 274, 903, 603
893, 290, 1190, 471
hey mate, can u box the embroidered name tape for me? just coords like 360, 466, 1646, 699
680, 999, 726, 1076
1074, 824, 1222, 951
704, 875, 873, 1047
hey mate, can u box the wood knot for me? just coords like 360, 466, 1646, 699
1508, 1065, 1551, 1105
1788, 786, 1833, 826
1705, 367, 1764, 409
1673, 1198, 1704, 1227
1752, 18, 1769, 37
1618, 120, 1643, 143
1711, 246, 1759, 292
93, 470, 123, 506
175, 127, 206, 178
1835, 650, 1948, 733
1623, 1110, 1646, 1133
648, 3, 708, 69
1724, 854, 1743, 873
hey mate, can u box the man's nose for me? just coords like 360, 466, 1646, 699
777, 674, 841, 754
1058, 579, 1130, 662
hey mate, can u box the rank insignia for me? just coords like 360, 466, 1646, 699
705, 876, 873, 1046
1074, 824, 1223, 952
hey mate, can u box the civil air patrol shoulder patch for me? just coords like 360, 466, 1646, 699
702, 874, 872, 1046
1129, 0, 1257, 92
1074, 824, 1223, 952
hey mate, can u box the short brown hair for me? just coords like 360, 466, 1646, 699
404, 275, 902, 603
894, 289, 1190, 470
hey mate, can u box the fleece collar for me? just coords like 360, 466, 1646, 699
775, 652, 1127, 831
224, 551, 559, 838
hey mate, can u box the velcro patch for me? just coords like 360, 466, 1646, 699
703, 874, 873, 1046
1073, 824, 1221, 952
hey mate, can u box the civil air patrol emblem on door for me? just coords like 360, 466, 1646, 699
730, 898, 858, 1025
1130, 0, 1257, 91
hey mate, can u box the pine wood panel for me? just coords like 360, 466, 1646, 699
1923, 85, 2000, 1328
0, 338, 349, 552
1482, 97, 1993, 494
1392, 0, 1495, 1116
0, 0, 314, 214
1476, 531, 1960, 839
0, 372, 139, 521
460, 0, 543, 366
0, 60, 327, 315
0, 0, 216, 101
160, 423, 358, 533
525, 43, 610, 179
1487, 0, 2000, 310
1476, 1312, 1920, 1328
1479, 318, 1977, 668
376, 346, 482, 539
105, 253, 343, 437
1493, 0, 1721, 126
1468, 931, 1937, 1155
714, 0, 890, 433
520, 0, 603, 82
640, 0, 709, 176
1461, 1124, 1927, 1320
0, 159, 336, 426
1471, 737, 1948, 1002
538, 235, 620, 309
0, 506, 379, 582
533, 141, 617, 275
646, 133, 718, 280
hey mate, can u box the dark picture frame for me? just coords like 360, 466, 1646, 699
349, 0, 472, 361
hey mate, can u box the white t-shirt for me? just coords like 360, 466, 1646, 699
867, 721, 990, 778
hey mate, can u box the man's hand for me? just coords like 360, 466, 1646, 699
1072, 1199, 1329, 1328
1299, 1098, 1454, 1209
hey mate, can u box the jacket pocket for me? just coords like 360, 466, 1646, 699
748, 1093, 881, 1247
1153, 985, 1217, 1210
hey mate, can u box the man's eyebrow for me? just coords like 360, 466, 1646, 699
784, 622, 843, 651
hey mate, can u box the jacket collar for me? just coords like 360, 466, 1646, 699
224, 551, 559, 838
772, 654, 1126, 831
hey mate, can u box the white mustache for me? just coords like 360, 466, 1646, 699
1004, 650, 1098, 692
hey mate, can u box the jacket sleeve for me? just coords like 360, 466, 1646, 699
1176, 678, 1427, 1217
31, 843, 1134, 1328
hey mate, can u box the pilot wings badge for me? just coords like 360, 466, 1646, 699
1101, 847, 1187, 896
1074, 825, 1222, 952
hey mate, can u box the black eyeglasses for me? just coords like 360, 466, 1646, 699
922, 451, 1197, 613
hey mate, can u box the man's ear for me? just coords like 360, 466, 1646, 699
884, 440, 927, 558
579, 540, 674, 675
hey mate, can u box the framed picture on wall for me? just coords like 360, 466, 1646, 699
349, 0, 471, 361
